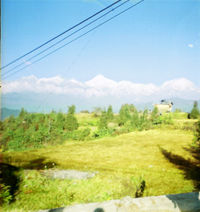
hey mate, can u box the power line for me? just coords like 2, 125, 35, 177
1, 0, 122, 70
3, 0, 145, 79
2, 0, 131, 77
35, 31, 96, 112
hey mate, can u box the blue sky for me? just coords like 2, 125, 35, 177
2, 0, 200, 85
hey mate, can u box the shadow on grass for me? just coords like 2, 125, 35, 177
3, 155, 58, 170
0, 156, 58, 205
21, 157, 57, 170
158, 147, 200, 211
160, 147, 200, 190
0, 163, 21, 204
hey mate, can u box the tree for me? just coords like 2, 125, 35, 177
93, 107, 102, 117
65, 105, 78, 131
68, 105, 76, 115
107, 105, 114, 121
19, 108, 27, 119
118, 104, 131, 126
131, 108, 139, 129
129, 104, 136, 113
151, 106, 160, 124
98, 111, 108, 130
138, 109, 151, 130
56, 112, 65, 130
189, 101, 200, 119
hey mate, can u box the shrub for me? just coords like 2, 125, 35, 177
92, 128, 114, 138
118, 104, 132, 126
107, 105, 114, 121
65, 106, 79, 131
67, 128, 91, 141
160, 114, 173, 125
98, 111, 108, 130
0, 183, 12, 205
0, 163, 20, 205
80, 110, 90, 113
193, 120, 200, 149
92, 107, 102, 117
150, 107, 161, 125
137, 109, 151, 131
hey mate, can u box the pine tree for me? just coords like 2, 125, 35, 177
98, 111, 108, 130
131, 108, 139, 129
107, 105, 114, 121
151, 106, 160, 124
68, 105, 76, 115
65, 105, 78, 131
118, 104, 131, 126
190, 101, 200, 119
19, 108, 27, 119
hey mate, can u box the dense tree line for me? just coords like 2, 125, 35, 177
0, 106, 80, 151
2, 102, 197, 152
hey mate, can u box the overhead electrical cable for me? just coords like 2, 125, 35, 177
1, 0, 122, 70
3, 0, 144, 79
35, 32, 95, 112
3, 0, 131, 77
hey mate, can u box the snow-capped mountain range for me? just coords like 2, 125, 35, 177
2, 75, 200, 112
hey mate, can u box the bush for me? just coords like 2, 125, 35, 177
107, 105, 114, 121
0, 163, 20, 205
65, 105, 79, 131
118, 104, 131, 126
65, 114, 79, 131
92, 128, 114, 138
92, 107, 102, 117
150, 107, 161, 125
160, 114, 173, 125
98, 111, 108, 130
80, 110, 90, 113
0, 183, 12, 205
137, 109, 151, 131
193, 120, 200, 149
67, 128, 91, 141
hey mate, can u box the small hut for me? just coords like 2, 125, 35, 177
154, 100, 173, 114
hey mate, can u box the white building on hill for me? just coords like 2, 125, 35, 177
154, 100, 173, 114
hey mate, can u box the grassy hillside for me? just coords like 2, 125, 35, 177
1, 107, 199, 211
1, 128, 197, 211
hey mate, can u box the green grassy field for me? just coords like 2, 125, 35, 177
2, 114, 198, 211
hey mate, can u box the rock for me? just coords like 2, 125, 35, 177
41, 169, 97, 180
38, 192, 200, 212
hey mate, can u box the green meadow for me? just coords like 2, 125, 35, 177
0, 105, 200, 211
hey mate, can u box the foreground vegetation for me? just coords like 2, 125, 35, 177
0, 103, 200, 211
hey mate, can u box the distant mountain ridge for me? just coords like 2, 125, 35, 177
2, 75, 200, 114
1, 107, 21, 120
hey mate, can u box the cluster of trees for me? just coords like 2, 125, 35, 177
3, 101, 200, 152
94, 104, 172, 138
118, 104, 172, 130
0, 106, 80, 151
